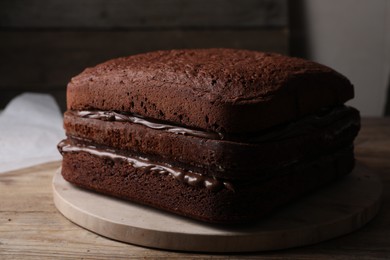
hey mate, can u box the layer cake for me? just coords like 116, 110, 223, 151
58, 49, 360, 223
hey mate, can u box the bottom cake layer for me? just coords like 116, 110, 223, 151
60, 143, 355, 224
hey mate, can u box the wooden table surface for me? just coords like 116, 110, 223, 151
1, 117, 390, 259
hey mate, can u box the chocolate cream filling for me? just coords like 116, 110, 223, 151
58, 139, 234, 192
72, 105, 358, 143
59, 105, 359, 192
75, 110, 223, 139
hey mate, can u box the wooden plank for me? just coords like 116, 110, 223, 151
0, 29, 287, 87
0, 29, 287, 110
0, 0, 287, 29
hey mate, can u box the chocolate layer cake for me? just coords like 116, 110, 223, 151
58, 49, 360, 224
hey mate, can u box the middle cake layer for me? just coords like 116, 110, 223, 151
63, 105, 360, 180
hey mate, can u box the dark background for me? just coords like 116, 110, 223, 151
2, 0, 388, 115
0, 0, 288, 112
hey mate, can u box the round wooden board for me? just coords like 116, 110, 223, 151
52, 163, 382, 252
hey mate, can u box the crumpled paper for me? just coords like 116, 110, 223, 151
0, 93, 65, 173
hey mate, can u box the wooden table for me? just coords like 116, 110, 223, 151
1, 117, 389, 259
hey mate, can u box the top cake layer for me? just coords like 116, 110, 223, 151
67, 49, 354, 134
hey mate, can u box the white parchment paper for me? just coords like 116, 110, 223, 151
0, 93, 65, 173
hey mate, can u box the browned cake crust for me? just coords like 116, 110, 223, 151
67, 49, 354, 134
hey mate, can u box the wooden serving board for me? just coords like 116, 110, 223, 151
52, 164, 382, 252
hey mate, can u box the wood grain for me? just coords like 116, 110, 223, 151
0, 29, 288, 88
0, 0, 287, 29
1, 117, 390, 259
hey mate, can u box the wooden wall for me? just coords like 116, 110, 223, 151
0, 0, 288, 111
